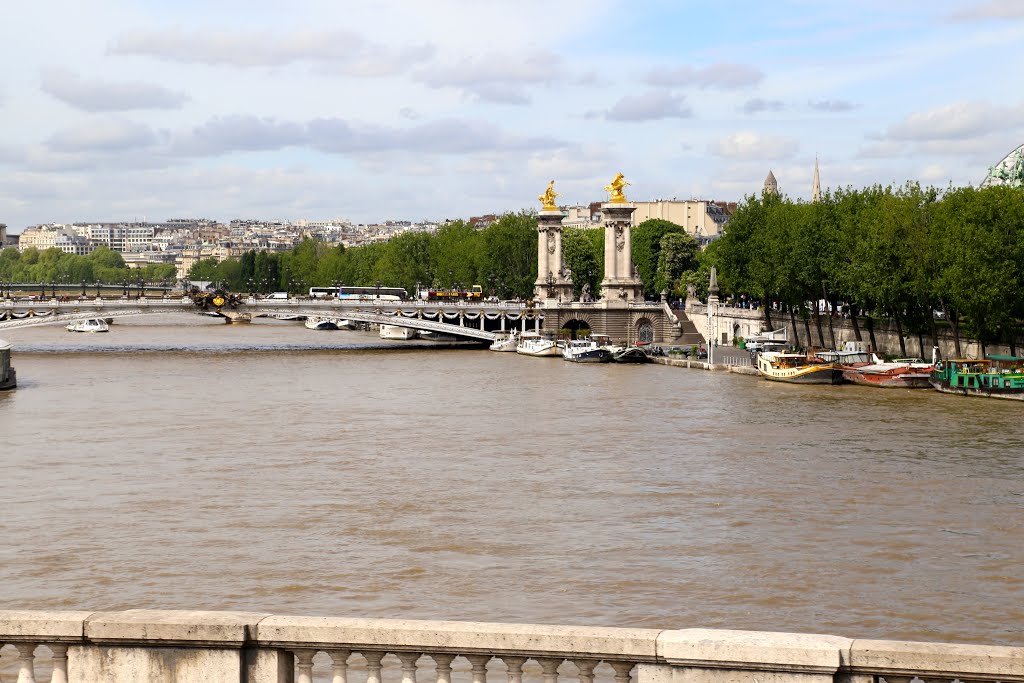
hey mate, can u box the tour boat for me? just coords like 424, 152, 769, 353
0, 339, 15, 391
842, 359, 933, 389
516, 332, 559, 357
755, 351, 844, 384
489, 331, 519, 352
66, 318, 109, 333
929, 356, 1024, 400
304, 316, 339, 330
562, 338, 612, 363
611, 346, 651, 363
379, 324, 417, 340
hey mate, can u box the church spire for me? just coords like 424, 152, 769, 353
812, 157, 821, 203
763, 169, 778, 196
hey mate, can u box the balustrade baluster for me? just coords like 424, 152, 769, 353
467, 655, 492, 683
398, 652, 421, 683
538, 658, 563, 683
610, 661, 634, 683
575, 660, 597, 683
365, 651, 386, 683
500, 656, 527, 683
16, 643, 37, 683
49, 644, 69, 683
293, 649, 317, 683
329, 650, 351, 683
431, 653, 455, 683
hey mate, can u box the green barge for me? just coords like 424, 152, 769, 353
929, 356, 1024, 400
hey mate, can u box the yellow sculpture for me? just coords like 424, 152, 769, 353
538, 180, 559, 211
604, 172, 630, 203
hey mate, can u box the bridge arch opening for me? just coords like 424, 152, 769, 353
561, 318, 591, 339
635, 318, 654, 344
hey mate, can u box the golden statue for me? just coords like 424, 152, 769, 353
604, 172, 630, 203
538, 180, 559, 211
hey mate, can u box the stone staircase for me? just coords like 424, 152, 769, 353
662, 303, 705, 345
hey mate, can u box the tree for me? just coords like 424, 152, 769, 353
656, 231, 699, 295
632, 219, 686, 298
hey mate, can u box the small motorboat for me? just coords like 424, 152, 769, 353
516, 332, 559, 357
562, 338, 612, 363
379, 324, 417, 340
304, 316, 339, 330
611, 346, 650, 363
489, 331, 519, 352
66, 319, 109, 333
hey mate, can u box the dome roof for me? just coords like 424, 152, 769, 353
981, 143, 1024, 188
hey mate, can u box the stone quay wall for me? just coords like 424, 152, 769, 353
2, 610, 1022, 683
687, 304, 1022, 359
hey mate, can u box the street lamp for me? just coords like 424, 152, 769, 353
81, 280, 87, 297
375, 279, 382, 299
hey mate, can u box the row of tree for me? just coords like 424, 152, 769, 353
0, 246, 176, 288
708, 183, 1024, 354
186, 212, 702, 302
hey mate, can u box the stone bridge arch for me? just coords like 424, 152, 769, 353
559, 315, 594, 339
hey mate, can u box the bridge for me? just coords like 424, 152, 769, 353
0, 297, 547, 342
0, 609, 1019, 683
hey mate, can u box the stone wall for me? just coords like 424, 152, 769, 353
691, 305, 1022, 359
1, 610, 1022, 683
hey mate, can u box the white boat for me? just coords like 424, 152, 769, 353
379, 324, 417, 340
562, 338, 612, 363
66, 319, 109, 333
516, 332, 559, 357
304, 316, 340, 330
489, 331, 519, 352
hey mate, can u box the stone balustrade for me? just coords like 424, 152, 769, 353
1, 611, 1022, 683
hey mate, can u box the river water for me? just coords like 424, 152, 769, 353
1, 315, 1022, 645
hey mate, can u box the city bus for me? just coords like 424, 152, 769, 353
308, 286, 408, 301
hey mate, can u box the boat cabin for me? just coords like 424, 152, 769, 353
935, 357, 1024, 391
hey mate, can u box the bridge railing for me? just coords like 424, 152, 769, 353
2, 610, 1022, 683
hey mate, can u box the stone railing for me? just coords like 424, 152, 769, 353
1, 611, 1022, 683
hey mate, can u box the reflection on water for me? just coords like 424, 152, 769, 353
1, 316, 1023, 644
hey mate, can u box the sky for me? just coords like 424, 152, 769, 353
2, 0, 1024, 230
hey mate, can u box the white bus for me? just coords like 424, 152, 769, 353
308, 286, 408, 301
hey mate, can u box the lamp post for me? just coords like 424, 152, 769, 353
81, 280, 87, 297
247, 278, 255, 296
375, 279, 382, 300
94, 281, 101, 298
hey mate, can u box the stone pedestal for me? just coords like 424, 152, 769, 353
599, 203, 644, 306
534, 210, 574, 301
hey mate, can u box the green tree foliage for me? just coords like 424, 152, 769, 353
656, 231, 699, 295
631, 219, 687, 298
562, 228, 602, 298
704, 184, 1024, 349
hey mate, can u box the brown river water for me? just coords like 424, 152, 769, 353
1, 315, 1023, 646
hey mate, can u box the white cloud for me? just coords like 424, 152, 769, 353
413, 51, 568, 104
710, 132, 799, 160
604, 92, 692, 122
808, 99, 858, 112
645, 62, 763, 90
108, 29, 433, 76
47, 119, 159, 152
742, 98, 785, 115
40, 68, 189, 112
950, 1, 1024, 21
883, 101, 1024, 141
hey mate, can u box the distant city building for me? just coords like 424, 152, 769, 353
763, 170, 779, 196
0, 223, 6, 247
18, 224, 75, 251
812, 158, 822, 203
561, 199, 732, 242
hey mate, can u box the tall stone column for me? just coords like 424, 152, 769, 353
534, 210, 572, 301
599, 203, 644, 306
